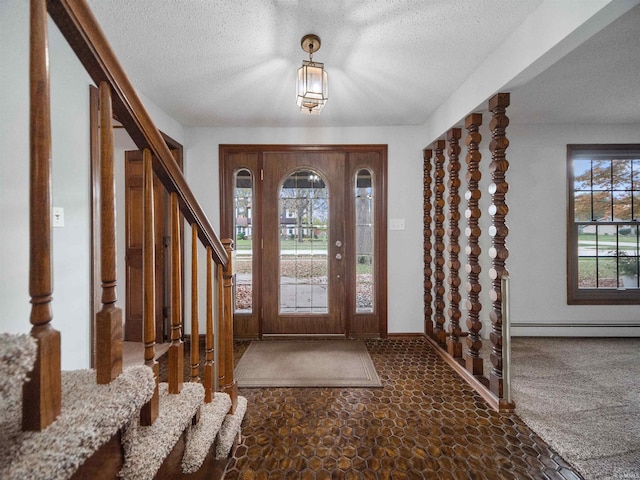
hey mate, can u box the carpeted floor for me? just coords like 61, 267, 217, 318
511, 337, 640, 480
235, 340, 381, 387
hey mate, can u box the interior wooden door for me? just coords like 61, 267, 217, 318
124, 150, 165, 342
262, 151, 346, 335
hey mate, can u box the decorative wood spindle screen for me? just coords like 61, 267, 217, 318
487, 92, 511, 398
463, 113, 484, 376
432, 140, 447, 346
423, 148, 434, 335
446, 128, 462, 358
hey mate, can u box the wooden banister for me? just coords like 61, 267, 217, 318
432, 140, 447, 346
168, 193, 184, 394
23, 0, 61, 432
190, 224, 200, 383
95, 81, 123, 384
204, 248, 215, 403
47, 0, 227, 267
140, 148, 159, 426
221, 239, 238, 413
423, 148, 434, 335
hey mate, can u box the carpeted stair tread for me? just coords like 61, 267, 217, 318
0, 366, 155, 480
120, 382, 205, 480
0, 333, 37, 400
181, 392, 232, 473
215, 395, 248, 459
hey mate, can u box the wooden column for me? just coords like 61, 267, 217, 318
140, 149, 159, 425
23, 0, 61, 431
446, 128, 462, 358
204, 248, 215, 403
190, 224, 200, 382
95, 82, 123, 384
488, 93, 510, 398
168, 193, 183, 394
464, 113, 484, 376
423, 148, 434, 335
221, 239, 238, 413
432, 140, 447, 346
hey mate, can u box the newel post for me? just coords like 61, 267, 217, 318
221, 239, 238, 412
23, 0, 61, 431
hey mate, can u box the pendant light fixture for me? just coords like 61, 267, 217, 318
296, 34, 328, 114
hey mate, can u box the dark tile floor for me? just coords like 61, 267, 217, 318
225, 338, 583, 480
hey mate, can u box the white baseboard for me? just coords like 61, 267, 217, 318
511, 322, 640, 337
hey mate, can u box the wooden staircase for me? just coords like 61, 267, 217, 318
0, 0, 244, 478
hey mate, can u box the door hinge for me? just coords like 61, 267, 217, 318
261, 238, 264, 250
260, 169, 264, 181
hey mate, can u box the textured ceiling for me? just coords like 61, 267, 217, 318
85, 0, 639, 128
85, 0, 541, 127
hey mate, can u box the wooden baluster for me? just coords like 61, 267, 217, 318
168, 192, 183, 394
204, 247, 215, 403
217, 263, 225, 391
96, 81, 123, 384
423, 148, 434, 335
464, 113, 484, 376
140, 149, 159, 425
221, 239, 238, 412
190, 224, 200, 382
23, 0, 61, 431
432, 140, 447, 346
488, 93, 511, 399
446, 128, 463, 358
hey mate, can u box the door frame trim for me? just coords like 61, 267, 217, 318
219, 144, 388, 339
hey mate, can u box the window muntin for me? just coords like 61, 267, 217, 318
568, 145, 640, 304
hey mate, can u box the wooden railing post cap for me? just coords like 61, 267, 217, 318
488, 92, 510, 110
432, 139, 446, 151
465, 113, 483, 127
447, 128, 462, 140
222, 238, 234, 250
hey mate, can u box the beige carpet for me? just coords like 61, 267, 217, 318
512, 337, 640, 480
235, 340, 382, 387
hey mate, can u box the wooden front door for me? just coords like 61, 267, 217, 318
220, 145, 387, 338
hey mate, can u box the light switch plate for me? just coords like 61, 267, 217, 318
53, 207, 64, 227
389, 218, 405, 230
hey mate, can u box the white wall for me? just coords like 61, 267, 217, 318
184, 126, 427, 334
1, 2, 94, 369
506, 123, 640, 336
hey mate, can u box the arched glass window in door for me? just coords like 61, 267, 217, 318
233, 169, 253, 313
279, 170, 329, 313
355, 169, 374, 313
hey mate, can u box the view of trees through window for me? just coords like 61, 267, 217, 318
570, 148, 640, 295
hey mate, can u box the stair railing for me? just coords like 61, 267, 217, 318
23, 0, 237, 432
